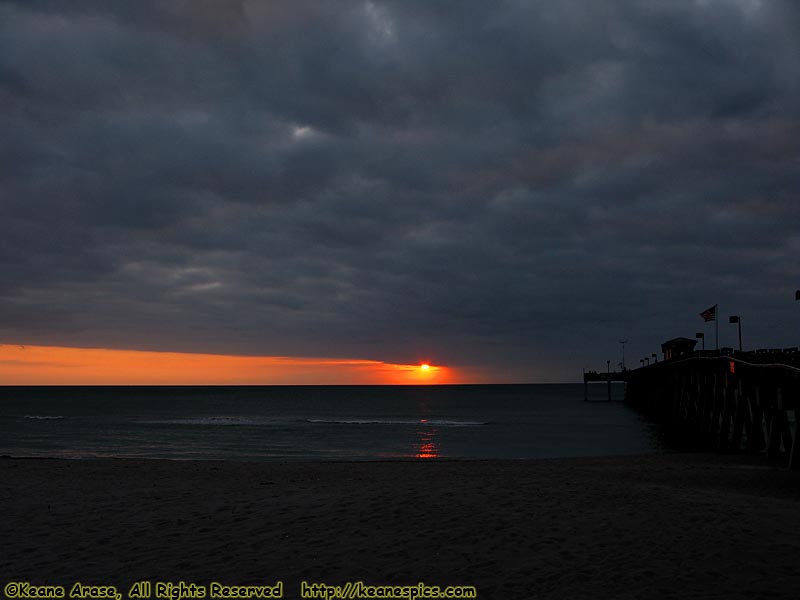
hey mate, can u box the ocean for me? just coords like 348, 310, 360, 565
0, 384, 661, 461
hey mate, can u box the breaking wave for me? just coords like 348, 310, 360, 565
306, 418, 486, 427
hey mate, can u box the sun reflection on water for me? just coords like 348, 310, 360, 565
414, 419, 440, 459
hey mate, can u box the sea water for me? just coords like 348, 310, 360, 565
0, 384, 661, 460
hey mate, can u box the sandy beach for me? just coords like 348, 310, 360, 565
2, 453, 799, 599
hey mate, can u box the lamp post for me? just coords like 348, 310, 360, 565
729, 316, 742, 352
619, 339, 628, 371
652, 353, 658, 364
695, 332, 704, 351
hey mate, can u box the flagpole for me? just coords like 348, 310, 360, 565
738, 318, 742, 351
716, 304, 719, 350
728, 315, 742, 352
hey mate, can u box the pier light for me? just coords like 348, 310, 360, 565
619, 339, 628, 370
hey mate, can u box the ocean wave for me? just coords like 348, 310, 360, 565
147, 416, 257, 426
23, 415, 65, 420
306, 418, 486, 427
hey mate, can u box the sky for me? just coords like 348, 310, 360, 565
1, 0, 799, 384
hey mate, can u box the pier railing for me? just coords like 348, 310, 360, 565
623, 353, 800, 468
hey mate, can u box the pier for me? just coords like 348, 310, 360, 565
583, 369, 627, 402
619, 349, 800, 468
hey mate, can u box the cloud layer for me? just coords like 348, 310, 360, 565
1, 0, 799, 381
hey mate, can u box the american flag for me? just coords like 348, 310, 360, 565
700, 305, 717, 322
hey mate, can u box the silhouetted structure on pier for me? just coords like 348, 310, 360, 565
661, 337, 697, 361
622, 347, 800, 468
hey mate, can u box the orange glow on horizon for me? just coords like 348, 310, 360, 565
0, 344, 457, 385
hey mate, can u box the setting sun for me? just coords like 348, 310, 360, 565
421, 363, 430, 370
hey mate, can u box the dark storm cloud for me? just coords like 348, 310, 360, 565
1, 0, 799, 380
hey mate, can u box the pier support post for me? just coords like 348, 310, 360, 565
766, 387, 783, 460
718, 372, 733, 451
711, 372, 724, 443
731, 380, 745, 451
778, 389, 794, 463
791, 406, 800, 470
748, 385, 765, 454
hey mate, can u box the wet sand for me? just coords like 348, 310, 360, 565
1, 453, 799, 599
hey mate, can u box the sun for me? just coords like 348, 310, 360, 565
420, 363, 430, 371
